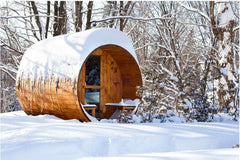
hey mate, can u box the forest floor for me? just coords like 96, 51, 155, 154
0, 111, 239, 160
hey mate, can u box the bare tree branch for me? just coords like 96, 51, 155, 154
0, 41, 24, 55
0, 14, 56, 19
177, 2, 211, 22
91, 15, 172, 23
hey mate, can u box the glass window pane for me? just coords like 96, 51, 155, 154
85, 56, 100, 86
85, 88, 100, 118
85, 88, 100, 104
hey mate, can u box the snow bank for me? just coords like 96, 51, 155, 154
80, 148, 240, 160
16, 28, 137, 85
1, 111, 239, 160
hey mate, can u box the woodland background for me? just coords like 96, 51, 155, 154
0, 1, 239, 122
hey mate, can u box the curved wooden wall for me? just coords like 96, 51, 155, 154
16, 77, 90, 121
16, 45, 142, 122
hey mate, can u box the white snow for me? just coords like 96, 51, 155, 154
1, 111, 239, 160
16, 28, 138, 85
217, 3, 235, 28
170, 76, 179, 82
80, 148, 239, 160
160, 64, 173, 76
176, 60, 181, 72
105, 99, 139, 107
219, 32, 231, 65
184, 99, 192, 109
220, 67, 228, 76
159, 106, 167, 111
106, 99, 140, 114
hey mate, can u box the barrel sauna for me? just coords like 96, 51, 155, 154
16, 28, 142, 122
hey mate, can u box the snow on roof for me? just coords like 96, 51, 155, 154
17, 28, 137, 84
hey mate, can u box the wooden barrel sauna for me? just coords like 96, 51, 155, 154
16, 28, 142, 122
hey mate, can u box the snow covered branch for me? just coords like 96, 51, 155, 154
177, 2, 211, 22
0, 41, 24, 55
0, 62, 17, 81
233, 25, 239, 32
0, 63, 17, 73
0, 14, 57, 19
91, 15, 172, 23
0, 68, 16, 81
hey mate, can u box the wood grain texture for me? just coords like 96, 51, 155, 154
16, 77, 89, 121
16, 45, 142, 122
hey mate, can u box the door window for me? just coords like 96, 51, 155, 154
85, 56, 100, 86
85, 55, 101, 118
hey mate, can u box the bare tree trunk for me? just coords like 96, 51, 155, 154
27, 2, 40, 41
53, 1, 67, 36
119, 1, 134, 31
86, 1, 93, 30
0, 49, 3, 112
53, 1, 59, 36
75, 1, 83, 32
119, 1, 124, 31
108, 1, 117, 28
30, 1, 43, 39
59, 1, 67, 34
122, 1, 134, 30
45, 1, 50, 38
210, 2, 236, 111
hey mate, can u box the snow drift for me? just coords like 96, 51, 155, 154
1, 111, 239, 160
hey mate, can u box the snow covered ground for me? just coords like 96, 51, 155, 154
1, 111, 239, 160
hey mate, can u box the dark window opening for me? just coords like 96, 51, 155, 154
85, 56, 100, 86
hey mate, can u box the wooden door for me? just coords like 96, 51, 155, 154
100, 52, 122, 119
79, 48, 123, 119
